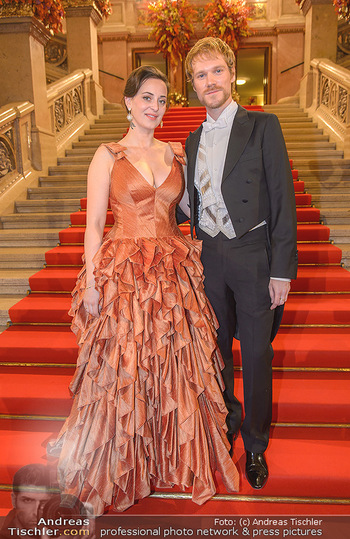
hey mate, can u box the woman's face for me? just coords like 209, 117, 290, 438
125, 78, 167, 131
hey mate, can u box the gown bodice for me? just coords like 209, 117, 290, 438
105, 142, 186, 240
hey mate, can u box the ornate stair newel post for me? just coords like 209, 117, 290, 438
63, 0, 105, 115
297, 0, 338, 109
0, 6, 58, 170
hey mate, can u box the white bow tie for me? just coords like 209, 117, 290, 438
202, 116, 228, 132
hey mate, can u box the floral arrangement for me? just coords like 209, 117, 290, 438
94, 0, 112, 18
203, 0, 252, 52
146, 0, 196, 65
0, 1, 112, 33
329, 0, 350, 20
168, 91, 189, 107
0, 0, 65, 33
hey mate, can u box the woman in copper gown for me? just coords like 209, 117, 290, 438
49, 66, 239, 514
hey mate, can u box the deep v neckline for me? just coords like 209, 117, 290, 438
118, 144, 175, 190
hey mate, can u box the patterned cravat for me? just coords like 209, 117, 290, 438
196, 133, 236, 238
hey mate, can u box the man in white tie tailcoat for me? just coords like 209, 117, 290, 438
184, 37, 297, 489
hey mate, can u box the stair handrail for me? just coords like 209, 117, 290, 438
305, 58, 350, 157
46, 68, 94, 152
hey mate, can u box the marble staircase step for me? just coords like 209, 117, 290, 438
283, 134, 329, 142
0, 229, 59, 248
288, 150, 343, 158
281, 127, 322, 135
326, 225, 350, 243
278, 117, 313, 124
15, 199, 81, 213
94, 117, 130, 125
311, 194, 350, 208
65, 148, 96, 157
79, 133, 128, 141
0, 296, 24, 326
285, 141, 336, 150
48, 165, 89, 175
337, 243, 350, 267
57, 156, 93, 165
298, 169, 350, 179
88, 124, 128, 132
0, 248, 47, 269
39, 175, 86, 187
72, 141, 104, 149
28, 186, 86, 199
0, 270, 34, 295
0, 213, 72, 229
304, 178, 350, 189
293, 159, 350, 169
320, 208, 350, 225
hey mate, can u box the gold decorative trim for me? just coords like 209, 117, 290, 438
0, 484, 59, 494
281, 324, 350, 328
1, 414, 348, 430
149, 492, 347, 505
0, 484, 347, 504
271, 366, 350, 372
1, 363, 348, 373
0, 362, 75, 368
290, 291, 350, 294
11, 322, 350, 329
29, 290, 72, 294
272, 422, 350, 429
0, 414, 66, 421
12, 323, 70, 327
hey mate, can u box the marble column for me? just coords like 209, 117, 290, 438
301, 0, 338, 75
65, 2, 104, 114
0, 14, 57, 169
299, 0, 338, 109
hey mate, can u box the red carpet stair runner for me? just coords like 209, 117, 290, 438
0, 106, 349, 516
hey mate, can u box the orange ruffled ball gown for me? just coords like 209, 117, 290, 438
48, 142, 239, 514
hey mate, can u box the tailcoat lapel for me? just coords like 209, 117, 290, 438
222, 104, 255, 183
186, 125, 202, 237
186, 126, 202, 189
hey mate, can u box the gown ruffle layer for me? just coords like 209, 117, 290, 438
48, 142, 239, 515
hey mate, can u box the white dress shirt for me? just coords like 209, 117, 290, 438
195, 100, 289, 282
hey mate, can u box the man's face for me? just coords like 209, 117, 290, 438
11, 490, 52, 529
191, 54, 235, 119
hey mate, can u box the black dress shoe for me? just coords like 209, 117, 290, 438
245, 451, 268, 489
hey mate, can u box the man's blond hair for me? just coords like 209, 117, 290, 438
185, 37, 236, 82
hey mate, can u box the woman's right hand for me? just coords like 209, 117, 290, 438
83, 287, 100, 317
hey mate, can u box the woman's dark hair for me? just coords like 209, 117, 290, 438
123, 65, 170, 100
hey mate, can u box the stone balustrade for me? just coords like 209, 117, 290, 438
306, 59, 350, 158
47, 68, 94, 153
0, 102, 34, 197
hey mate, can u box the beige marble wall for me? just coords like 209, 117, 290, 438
99, 37, 129, 105
275, 30, 304, 101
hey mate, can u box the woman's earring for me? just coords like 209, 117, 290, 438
127, 109, 135, 129
160, 120, 163, 128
